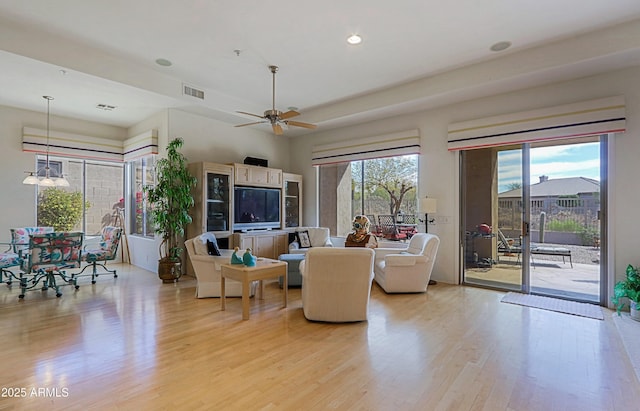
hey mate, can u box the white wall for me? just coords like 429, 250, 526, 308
0, 104, 127, 241
290, 66, 640, 290
167, 109, 290, 169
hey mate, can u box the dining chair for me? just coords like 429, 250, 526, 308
77, 226, 122, 284
0, 248, 21, 286
2, 227, 55, 286
20, 231, 83, 298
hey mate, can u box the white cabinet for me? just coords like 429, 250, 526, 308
233, 163, 282, 188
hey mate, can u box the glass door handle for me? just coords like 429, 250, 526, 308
522, 221, 530, 237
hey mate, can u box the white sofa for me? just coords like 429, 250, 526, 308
373, 233, 440, 293
288, 227, 333, 254
185, 233, 257, 298
300, 247, 375, 322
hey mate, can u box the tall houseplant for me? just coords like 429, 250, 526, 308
145, 137, 197, 283
612, 264, 640, 320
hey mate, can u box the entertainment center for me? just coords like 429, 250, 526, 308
186, 162, 302, 272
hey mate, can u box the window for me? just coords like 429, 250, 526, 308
35, 155, 124, 234
320, 155, 418, 237
36, 159, 62, 178
129, 156, 155, 238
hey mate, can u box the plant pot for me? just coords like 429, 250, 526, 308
631, 301, 640, 322
158, 258, 181, 283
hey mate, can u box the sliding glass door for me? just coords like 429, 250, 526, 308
461, 145, 528, 291
461, 136, 604, 304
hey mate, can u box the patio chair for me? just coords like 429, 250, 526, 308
20, 231, 83, 298
366, 215, 380, 236
497, 229, 522, 264
398, 214, 418, 239
77, 226, 122, 283
377, 215, 407, 241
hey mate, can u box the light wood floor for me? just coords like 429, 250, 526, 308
0, 264, 638, 411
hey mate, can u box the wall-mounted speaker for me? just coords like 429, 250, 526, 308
244, 156, 268, 167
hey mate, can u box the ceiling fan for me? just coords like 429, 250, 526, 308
235, 65, 317, 135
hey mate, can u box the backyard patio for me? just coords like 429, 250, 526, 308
465, 243, 601, 302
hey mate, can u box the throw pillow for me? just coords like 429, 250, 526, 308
206, 239, 221, 256
297, 230, 312, 248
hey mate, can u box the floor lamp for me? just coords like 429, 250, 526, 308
419, 197, 437, 233
419, 197, 438, 285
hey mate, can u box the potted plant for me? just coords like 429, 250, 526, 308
145, 137, 197, 283
612, 264, 640, 321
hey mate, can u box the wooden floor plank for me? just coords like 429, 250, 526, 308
0, 263, 638, 410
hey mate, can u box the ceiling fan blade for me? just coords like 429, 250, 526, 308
279, 110, 300, 120
272, 123, 284, 135
235, 121, 267, 128
237, 111, 265, 119
286, 120, 317, 130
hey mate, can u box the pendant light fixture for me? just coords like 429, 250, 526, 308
23, 96, 70, 187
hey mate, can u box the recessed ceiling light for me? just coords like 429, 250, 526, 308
347, 34, 362, 45
490, 41, 512, 52
155, 58, 172, 67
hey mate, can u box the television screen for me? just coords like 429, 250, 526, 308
233, 186, 281, 230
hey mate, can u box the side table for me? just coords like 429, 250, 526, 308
220, 258, 287, 320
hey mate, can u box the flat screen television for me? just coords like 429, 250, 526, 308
233, 186, 281, 231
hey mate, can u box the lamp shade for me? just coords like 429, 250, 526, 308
39, 177, 55, 187
54, 176, 70, 187
419, 198, 437, 214
22, 172, 39, 185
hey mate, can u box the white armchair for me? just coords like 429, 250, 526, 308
288, 227, 333, 254
373, 233, 440, 293
185, 233, 257, 298
300, 247, 375, 322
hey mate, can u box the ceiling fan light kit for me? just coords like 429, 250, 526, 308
235, 65, 317, 135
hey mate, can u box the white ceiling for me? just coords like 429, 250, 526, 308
1, 0, 640, 137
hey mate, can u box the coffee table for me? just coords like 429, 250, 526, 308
220, 258, 287, 320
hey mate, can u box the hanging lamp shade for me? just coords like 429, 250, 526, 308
22, 96, 70, 187
39, 176, 56, 187
54, 176, 70, 187
22, 172, 39, 185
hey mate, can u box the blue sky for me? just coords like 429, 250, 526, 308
498, 142, 600, 193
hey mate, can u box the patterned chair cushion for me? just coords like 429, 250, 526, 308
0, 252, 20, 268
83, 226, 122, 262
10, 227, 54, 254
28, 232, 84, 272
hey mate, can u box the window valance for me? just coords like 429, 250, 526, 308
311, 129, 420, 166
447, 96, 625, 151
23, 128, 157, 162
123, 130, 158, 161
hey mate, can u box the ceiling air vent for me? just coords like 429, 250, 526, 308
183, 84, 205, 100
96, 103, 117, 111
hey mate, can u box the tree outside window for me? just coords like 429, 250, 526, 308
350, 155, 418, 218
